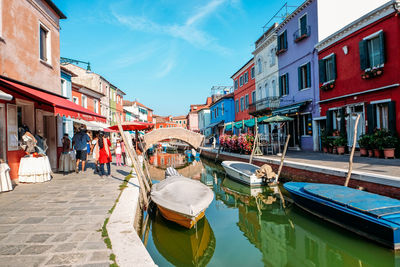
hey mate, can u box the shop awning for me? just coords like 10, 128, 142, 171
272, 101, 309, 116
224, 122, 233, 131
244, 118, 255, 128
234, 121, 244, 129
0, 78, 106, 123
257, 115, 270, 123
207, 120, 224, 129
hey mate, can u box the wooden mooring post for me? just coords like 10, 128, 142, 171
345, 114, 360, 187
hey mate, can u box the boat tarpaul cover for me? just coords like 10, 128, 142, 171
151, 176, 214, 217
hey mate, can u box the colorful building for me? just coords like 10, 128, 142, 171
123, 100, 153, 123
153, 115, 179, 129
231, 58, 256, 125
172, 115, 188, 129
60, 66, 76, 138
209, 93, 235, 142
187, 97, 212, 132
316, 0, 400, 147
198, 109, 211, 137
116, 89, 125, 123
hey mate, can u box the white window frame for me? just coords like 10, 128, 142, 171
280, 73, 289, 96
7, 104, 18, 151
38, 22, 51, 65
298, 13, 308, 35
257, 58, 262, 74
299, 62, 311, 90
94, 99, 99, 113
270, 47, 276, 66
61, 78, 67, 97
81, 95, 87, 108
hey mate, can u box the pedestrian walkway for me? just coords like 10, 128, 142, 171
0, 160, 131, 267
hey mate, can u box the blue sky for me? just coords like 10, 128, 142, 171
54, 0, 303, 116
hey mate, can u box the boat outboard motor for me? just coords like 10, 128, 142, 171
165, 167, 180, 178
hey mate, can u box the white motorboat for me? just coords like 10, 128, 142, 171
221, 161, 265, 186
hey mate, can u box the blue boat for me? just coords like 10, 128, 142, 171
284, 182, 400, 250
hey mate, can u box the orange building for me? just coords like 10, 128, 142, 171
172, 115, 188, 129
71, 82, 104, 115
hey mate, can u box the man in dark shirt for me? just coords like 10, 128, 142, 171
72, 126, 90, 173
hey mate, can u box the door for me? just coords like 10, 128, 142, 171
347, 105, 365, 147
44, 115, 57, 169
0, 104, 6, 161
287, 116, 299, 148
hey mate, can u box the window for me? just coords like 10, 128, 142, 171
239, 76, 243, 87
299, 14, 307, 36
279, 73, 289, 96
270, 48, 276, 66
359, 31, 385, 69
376, 102, 389, 130
271, 80, 276, 95
252, 91, 256, 103
221, 103, 224, 116
234, 80, 238, 90
235, 100, 239, 113
94, 99, 99, 113
245, 95, 249, 109
264, 82, 269, 98
257, 58, 262, 74
240, 97, 244, 111
244, 72, 248, 84
277, 30, 288, 52
72, 96, 79, 105
319, 54, 337, 83
298, 62, 311, 90
39, 25, 50, 63
300, 113, 313, 136
81, 95, 87, 108
61, 79, 67, 97
251, 67, 255, 79
100, 81, 103, 93
258, 86, 262, 101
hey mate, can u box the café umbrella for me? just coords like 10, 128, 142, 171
261, 115, 294, 123
107, 121, 154, 131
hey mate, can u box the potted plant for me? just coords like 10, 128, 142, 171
372, 129, 390, 158
321, 131, 329, 153
333, 136, 347, 155
358, 134, 370, 157
383, 136, 398, 159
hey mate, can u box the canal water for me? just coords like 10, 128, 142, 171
141, 152, 399, 267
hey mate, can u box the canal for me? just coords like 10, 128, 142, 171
141, 151, 399, 267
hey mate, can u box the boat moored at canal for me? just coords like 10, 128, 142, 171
221, 161, 264, 186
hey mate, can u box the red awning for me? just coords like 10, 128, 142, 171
0, 78, 106, 123
108, 121, 154, 131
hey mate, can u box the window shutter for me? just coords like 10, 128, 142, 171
340, 108, 346, 137
279, 76, 283, 96
318, 59, 326, 84
277, 36, 281, 51
326, 110, 333, 135
283, 30, 288, 49
300, 115, 304, 136
298, 66, 302, 90
379, 31, 385, 65
332, 54, 337, 80
359, 40, 369, 70
366, 104, 376, 134
285, 73, 289, 94
388, 101, 396, 135
306, 63, 311, 88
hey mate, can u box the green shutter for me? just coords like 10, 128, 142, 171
279, 76, 283, 96
379, 31, 385, 65
283, 30, 288, 49
285, 73, 289, 94
306, 63, 311, 88
277, 35, 281, 51
326, 110, 333, 135
388, 101, 396, 135
366, 104, 376, 134
340, 108, 346, 137
318, 59, 326, 84
298, 66, 302, 90
359, 40, 369, 70
332, 54, 337, 80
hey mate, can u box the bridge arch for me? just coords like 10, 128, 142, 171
142, 128, 204, 151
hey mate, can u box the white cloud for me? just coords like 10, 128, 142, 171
156, 58, 176, 78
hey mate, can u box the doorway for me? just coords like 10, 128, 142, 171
346, 104, 365, 147
0, 104, 6, 161
287, 116, 299, 148
43, 115, 57, 169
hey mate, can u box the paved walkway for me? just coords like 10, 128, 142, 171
0, 160, 131, 267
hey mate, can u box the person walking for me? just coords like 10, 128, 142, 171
95, 132, 111, 177
115, 139, 122, 166
72, 126, 90, 173
91, 133, 100, 173
120, 140, 126, 166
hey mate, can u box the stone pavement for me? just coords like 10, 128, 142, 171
0, 160, 132, 267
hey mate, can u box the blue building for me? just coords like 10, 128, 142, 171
198, 107, 211, 137
60, 66, 75, 138
208, 93, 235, 142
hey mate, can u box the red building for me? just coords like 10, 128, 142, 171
231, 58, 256, 122
316, 1, 400, 146
71, 82, 104, 115
153, 115, 179, 129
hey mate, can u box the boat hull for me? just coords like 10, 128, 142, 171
285, 182, 400, 250
158, 205, 206, 229
221, 161, 264, 186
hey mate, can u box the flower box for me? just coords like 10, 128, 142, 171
361, 66, 384, 80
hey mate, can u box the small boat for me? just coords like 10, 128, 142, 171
151, 169, 214, 229
284, 182, 400, 250
221, 161, 273, 186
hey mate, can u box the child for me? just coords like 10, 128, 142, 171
115, 139, 122, 166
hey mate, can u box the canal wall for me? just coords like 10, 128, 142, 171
201, 147, 400, 199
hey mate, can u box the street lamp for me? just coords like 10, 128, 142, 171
60, 57, 92, 73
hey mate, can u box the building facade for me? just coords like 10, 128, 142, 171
123, 100, 153, 123
60, 67, 75, 138
316, 1, 400, 147
187, 97, 212, 132
209, 93, 235, 142
172, 115, 188, 129
232, 59, 256, 123
198, 109, 211, 137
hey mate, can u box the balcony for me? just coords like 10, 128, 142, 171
249, 97, 280, 115
293, 26, 311, 43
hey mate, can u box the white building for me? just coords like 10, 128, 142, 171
123, 100, 153, 122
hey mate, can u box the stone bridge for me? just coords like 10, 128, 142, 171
142, 128, 204, 151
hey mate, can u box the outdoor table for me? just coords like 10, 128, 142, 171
18, 155, 52, 183
0, 163, 13, 192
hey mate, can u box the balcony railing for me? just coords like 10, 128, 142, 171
293, 26, 311, 43
249, 97, 280, 114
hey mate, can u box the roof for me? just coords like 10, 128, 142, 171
123, 100, 153, 111
44, 0, 67, 19
72, 82, 105, 97
276, 0, 313, 32
60, 66, 77, 77
172, 115, 187, 120
210, 92, 234, 107
230, 57, 254, 79
117, 88, 126, 96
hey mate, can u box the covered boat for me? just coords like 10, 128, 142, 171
221, 161, 276, 186
284, 182, 400, 250
151, 176, 214, 229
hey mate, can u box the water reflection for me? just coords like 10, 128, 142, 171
151, 214, 215, 267
144, 156, 399, 267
